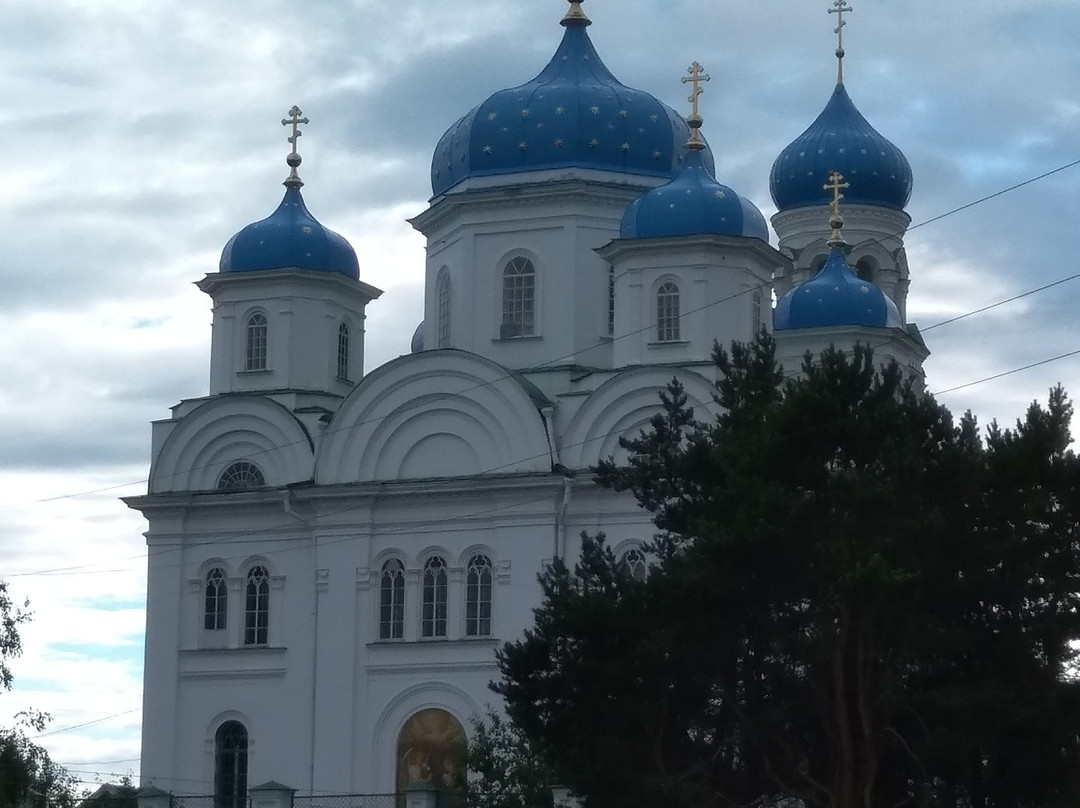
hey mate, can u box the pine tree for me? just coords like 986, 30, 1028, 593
495, 336, 1080, 808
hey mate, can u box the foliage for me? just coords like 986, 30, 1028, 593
0, 582, 80, 808
462, 710, 555, 808
79, 776, 139, 808
495, 335, 1080, 808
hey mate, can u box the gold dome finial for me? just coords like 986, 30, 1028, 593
824, 171, 851, 247
562, 0, 591, 26
281, 105, 310, 188
828, 0, 853, 84
680, 61, 710, 151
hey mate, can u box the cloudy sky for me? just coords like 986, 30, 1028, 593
0, 0, 1078, 791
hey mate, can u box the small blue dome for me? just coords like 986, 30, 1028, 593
770, 84, 912, 212
220, 185, 359, 279
410, 322, 424, 353
431, 12, 713, 196
619, 150, 766, 241
774, 246, 902, 330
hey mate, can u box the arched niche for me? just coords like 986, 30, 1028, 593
150, 396, 313, 493
560, 367, 719, 470
317, 350, 552, 484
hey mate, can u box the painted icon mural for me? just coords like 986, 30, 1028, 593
396, 708, 466, 796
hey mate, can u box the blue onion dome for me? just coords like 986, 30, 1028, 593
770, 84, 912, 212
221, 107, 360, 279
774, 182, 902, 330
620, 61, 765, 241
431, 1, 714, 196
619, 150, 765, 240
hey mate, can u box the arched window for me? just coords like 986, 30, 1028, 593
214, 721, 248, 808
244, 565, 269, 646
245, 312, 267, 371
396, 709, 466, 795
421, 557, 448, 638
607, 265, 615, 335
752, 288, 763, 335
855, 258, 876, 283
619, 548, 648, 582
656, 281, 681, 342
437, 270, 452, 349
217, 461, 265, 491
380, 559, 405, 640
204, 568, 227, 631
465, 554, 493, 637
337, 321, 350, 380
501, 257, 535, 338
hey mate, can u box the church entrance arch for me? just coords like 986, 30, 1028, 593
396, 708, 466, 800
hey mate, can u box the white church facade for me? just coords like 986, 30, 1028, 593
126, 1, 928, 802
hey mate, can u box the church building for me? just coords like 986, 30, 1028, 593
126, 1, 927, 802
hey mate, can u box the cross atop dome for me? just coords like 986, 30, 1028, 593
681, 61, 710, 150
562, 0, 590, 27
281, 105, 309, 187
824, 170, 850, 246
829, 0, 853, 84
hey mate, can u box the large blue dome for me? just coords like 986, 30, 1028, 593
620, 150, 767, 241
220, 185, 359, 279
431, 7, 713, 196
774, 246, 901, 330
770, 84, 912, 212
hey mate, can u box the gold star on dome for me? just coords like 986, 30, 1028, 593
590, 106, 600, 114
715, 190, 726, 198
519, 141, 527, 150
555, 106, 565, 115
650, 114, 659, 123
554, 138, 565, 147
621, 142, 630, 151
653, 150, 662, 159
521, 109, 530, 117
482, 145, 493, 154
488, 112, 497, 121
619, 110, 628, 117
589, 138, 599, 147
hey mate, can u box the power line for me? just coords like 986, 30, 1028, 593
3, 155, 1079, 520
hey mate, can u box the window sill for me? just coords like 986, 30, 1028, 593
237, 369, 272, 375
492, 334, 542, 343
647, 340, 689, 347
367, 636, 496, 647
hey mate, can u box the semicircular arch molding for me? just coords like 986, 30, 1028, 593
150, 397, 313, 493
561, 367, 719, 470
317, 351, 552, 484
367, 682, 479, 793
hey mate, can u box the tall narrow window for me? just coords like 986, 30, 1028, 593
437, 270, 452, 349
217, 461, 265, 491
607, 265, 615, 335
421, 556, 448, 638
656, 282, 681, 342
465, 554, 493, 637
380, 559, 405, 640
501, 257, 535, 338
337, 322, 350, 380
619, 548, 648, 582
214, 721, 248, 808
244, 565, 269, 646
752, 288, 763, 335
205, 568, 227, 630
245, 312, 267, 371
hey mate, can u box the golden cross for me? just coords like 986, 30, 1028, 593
829, 0, 853, 83
282, 105, 309, 155
824, 171, 850, 246
681, 62, 710, 119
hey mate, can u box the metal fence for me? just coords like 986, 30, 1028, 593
293, 795, 398, 808
171, 797, 217, 808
